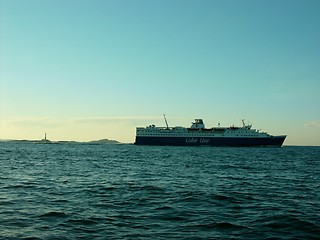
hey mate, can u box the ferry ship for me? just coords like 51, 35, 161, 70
135, 116, 286, 147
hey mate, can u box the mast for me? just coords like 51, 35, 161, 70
163, 114, 169, 129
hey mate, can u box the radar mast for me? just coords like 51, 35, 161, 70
163, 114, 169, 129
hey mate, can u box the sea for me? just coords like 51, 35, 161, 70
0, 142, 319, 240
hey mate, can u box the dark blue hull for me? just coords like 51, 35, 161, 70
135, 136, 286, 147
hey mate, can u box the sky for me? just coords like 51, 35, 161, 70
1, 0, 320, 145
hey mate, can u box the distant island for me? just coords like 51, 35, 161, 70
0, 138, 122, 144
88, 139, 121, 144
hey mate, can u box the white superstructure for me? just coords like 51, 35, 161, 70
136, 119, 270, 138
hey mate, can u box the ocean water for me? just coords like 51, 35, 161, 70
0, 142, 319, 240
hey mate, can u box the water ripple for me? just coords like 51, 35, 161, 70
0, 143, 319, 239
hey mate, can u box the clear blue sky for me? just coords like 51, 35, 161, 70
1, 0, 320, 145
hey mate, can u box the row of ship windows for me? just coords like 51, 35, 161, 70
139, 133, 260, 137
140, 130, 253, 133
